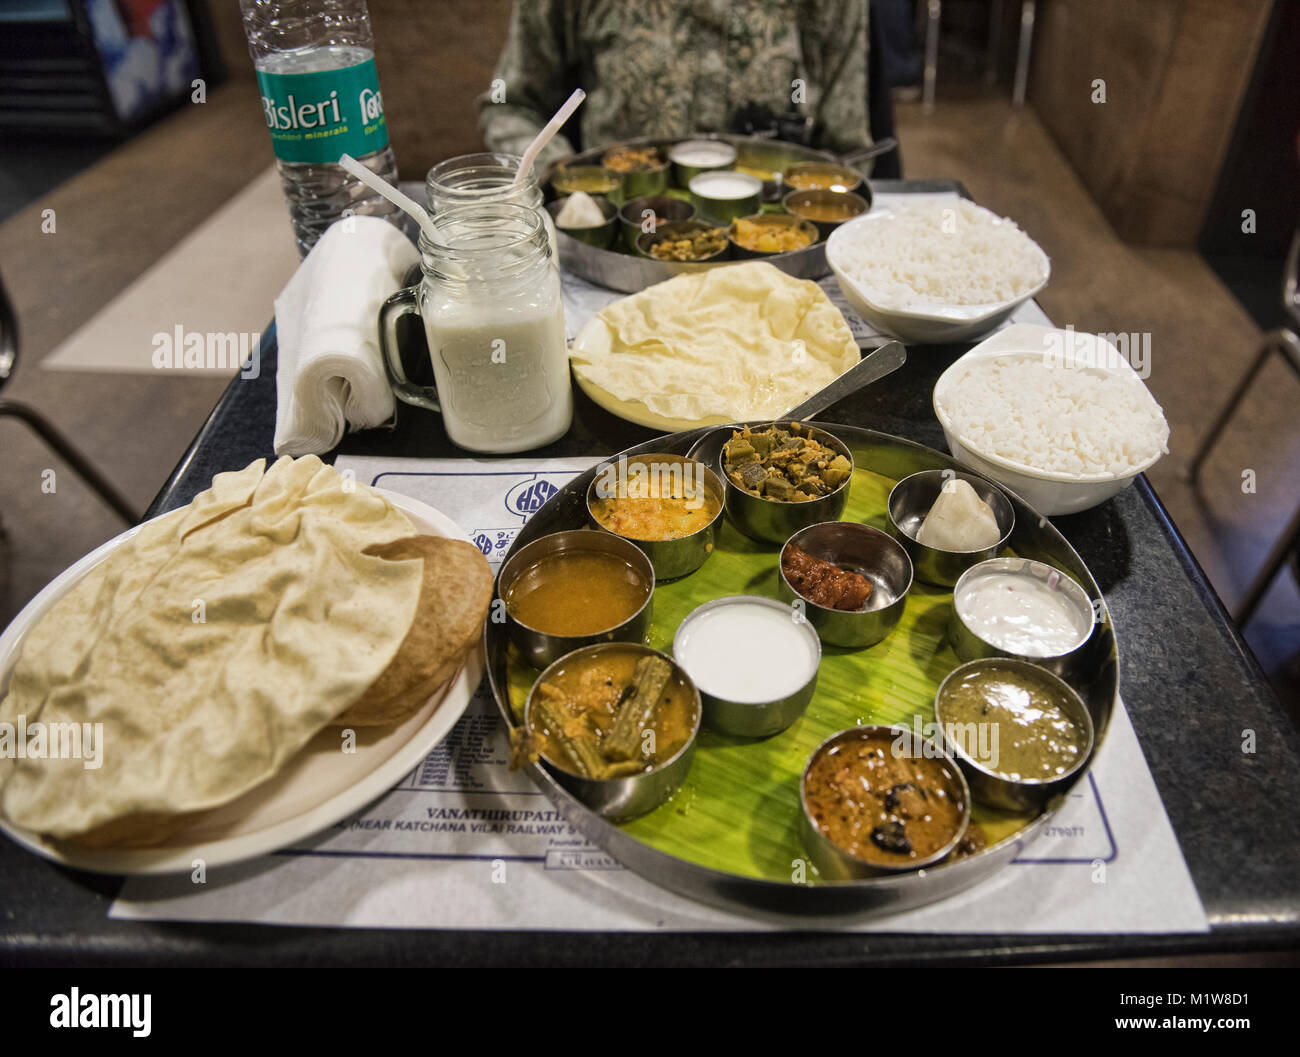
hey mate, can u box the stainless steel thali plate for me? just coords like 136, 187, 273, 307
485, 425, 1118, 920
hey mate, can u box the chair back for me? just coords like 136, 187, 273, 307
0, 271, 16, 388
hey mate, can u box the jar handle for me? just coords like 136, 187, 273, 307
379, 284, 441, 413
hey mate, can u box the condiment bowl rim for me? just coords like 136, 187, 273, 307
727, 212, 820, 252
933, 656, 1095, 788
719, 421, 855, 506
799, 723, 972, 871
778, 521, 914, 616
524, 642, 702, 782
781, 187, 871, 220
602, 147, 670, 172
585, 453, 726, 544
499, 529, 655, 638
950, 556, 1095, 658
617, 195, 696, 225
633, 220, 730, 261
545, 196, 619, 225
672, 594, 822, 707
886, 469, 1016, 555
668, 139, 739, 163
686, 170, 764, 197
783, 160, 865, 184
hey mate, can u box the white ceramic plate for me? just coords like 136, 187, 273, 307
825, 205, 1050, 344
0, 488, 482, 875
932, 324, 1167, 515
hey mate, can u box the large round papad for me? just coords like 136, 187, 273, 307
0, 456, 424, 842
571, 261, 860, 423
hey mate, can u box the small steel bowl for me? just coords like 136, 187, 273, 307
777, 522, 912, 648
523, 643, 701, 822
673, 595, 821, 738
618, 195, 695, 252
497, 529, 654, 669
887, 470, 1015, 587
603, 149, 670, 200
635, 219, 731, 262
715, 421, 854, 545
545, 195, 618, 249
668, 138, 737, 188
688, 170, 763, 225
781, 161, 864, 197
799, 725, 972, 879
948, 557, 1096, 679
728, 213, 820, 259
586, 453, 726, 581
733, 162, 784, 202
781, 188, 871, 241
551, 164, 621, 198
935, 657, 1095, 813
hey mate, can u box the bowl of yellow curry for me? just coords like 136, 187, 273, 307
728, 214, 819, 259
586, 453, 725, 581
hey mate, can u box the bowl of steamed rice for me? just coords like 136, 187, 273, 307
932, 327, 1170, 515
825, 199, 1050, 344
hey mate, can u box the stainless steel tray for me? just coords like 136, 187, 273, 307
547, 134, 845, 294
555, 228, 829, 294
543, 132, 842, 189
485, 425, 1118, 920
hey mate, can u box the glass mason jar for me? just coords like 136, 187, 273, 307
425, 152, 557, 255
379, 203, 572, 453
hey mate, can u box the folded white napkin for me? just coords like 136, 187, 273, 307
273, 216, 419, 456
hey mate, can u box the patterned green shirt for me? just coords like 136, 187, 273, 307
480, 0, 872, 170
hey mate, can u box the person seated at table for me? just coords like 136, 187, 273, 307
479, 0, 876, 170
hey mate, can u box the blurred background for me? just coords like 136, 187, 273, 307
0, 0, 1297, 717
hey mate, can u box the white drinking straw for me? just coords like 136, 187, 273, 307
338, 153, 439, 243
512, 88, 587, 189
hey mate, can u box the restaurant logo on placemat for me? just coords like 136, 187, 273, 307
505, 478, 558, 518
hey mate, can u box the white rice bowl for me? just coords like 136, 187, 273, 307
934, 353, 1170, 481
830, 200, 1050, 311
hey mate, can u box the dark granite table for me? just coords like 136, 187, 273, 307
3, 182, 1298, 967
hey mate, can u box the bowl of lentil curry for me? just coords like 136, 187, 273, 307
498, 529, 654, 668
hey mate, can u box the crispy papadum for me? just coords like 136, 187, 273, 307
0, 455, 485, 848
571, 261, 859, 423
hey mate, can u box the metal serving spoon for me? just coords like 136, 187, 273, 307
685, 340, 907, 467
783, 339, 906, 422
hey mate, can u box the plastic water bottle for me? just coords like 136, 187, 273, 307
240, 0, 404, 256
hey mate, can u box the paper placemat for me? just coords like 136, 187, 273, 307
111, 457, 1207, 934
